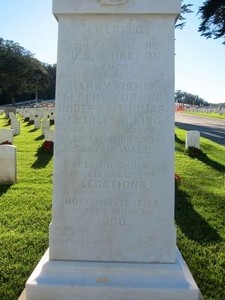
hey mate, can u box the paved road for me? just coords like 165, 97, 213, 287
175, 113, 225, 146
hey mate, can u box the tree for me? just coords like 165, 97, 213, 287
198, 0, 225, 44
176, 1, 193, 30
175, 90, 210, 106
43, 64, 56, 99
0, 38, 48, 105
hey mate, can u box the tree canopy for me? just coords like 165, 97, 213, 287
175, 90, 210, 106
0, 37, 56, 106
176, 1, 193, 30
198, 0, 225, 44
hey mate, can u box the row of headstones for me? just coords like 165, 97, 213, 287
0, 106, 17, 184
9, 112, 20, 136
0, 108, 55, 141
0, 107, 54, 134
0, 108, 55, 185
17, 108, 55, 136
0, 124, 16, 183
187, 107, 225, 115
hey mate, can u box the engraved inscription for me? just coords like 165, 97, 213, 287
50, 16, 175, 262
98, 0, 127, 6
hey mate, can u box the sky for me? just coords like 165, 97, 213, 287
0, 0, 224, 104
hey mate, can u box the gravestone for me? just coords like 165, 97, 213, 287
24, 0, 201, 299
0, 145, 17, 184
4, 106, 16, 118
186, 131, 200, 149
29, 113, 35, 124
9, 112, 15, 120
44, 129, 54, 142
41, 118, 50, 135
11, 118, 20, 136
34, 117, 41, 129
0, 129, 13, 144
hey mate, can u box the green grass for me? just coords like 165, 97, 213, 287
0, 114, 225, 299
175, 128, 225, 300
183, 110, 225, 119
0, 115, 53, 300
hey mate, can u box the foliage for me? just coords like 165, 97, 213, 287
0, 38, 56, 105
176, 1, 193, 29
175, 90, 210, 106
198, 0, 225, 44
43, 64, 56, 100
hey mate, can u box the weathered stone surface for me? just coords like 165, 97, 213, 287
24, 0, 201, 299
25, 249, 201, 300
50, 0, 179, 264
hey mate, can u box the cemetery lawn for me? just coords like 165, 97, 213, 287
0, 114, 53, 300
183, 111, 225, 120
175, 128, 225, 300
0, 115, 224, 300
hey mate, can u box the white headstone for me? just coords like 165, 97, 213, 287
34, 117, 41, 129
9, 112, 16, 120
0, 145, 17, 184
0, 129, 13, 145
41, 119, 50, 135
185, 131, 200, 149
23, 112, 30, 121
4, 107, 16, 118
24, 0, 201, 299
44, 129, 54, 142
29, 113, 35, 123
11, 118, 20, 136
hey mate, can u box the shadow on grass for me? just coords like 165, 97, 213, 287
175, 134, 185, 152
35, 135, 44, 141
2, 121, 10, 127
32, 147, 52, 169
25, 122, 33, 127
175, 134, 185, 145
188, 150, 225, 172
0, 184, 12, 197
175, 188, 222, 244
28, 128, 38, 133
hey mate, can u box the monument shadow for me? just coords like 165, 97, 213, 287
175, 188, 222, 244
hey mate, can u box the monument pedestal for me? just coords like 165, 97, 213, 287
25, 248, 201, 300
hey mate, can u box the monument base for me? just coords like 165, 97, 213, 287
24, 248, 202, 300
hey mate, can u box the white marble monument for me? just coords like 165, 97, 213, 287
24, 0, 201, 299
